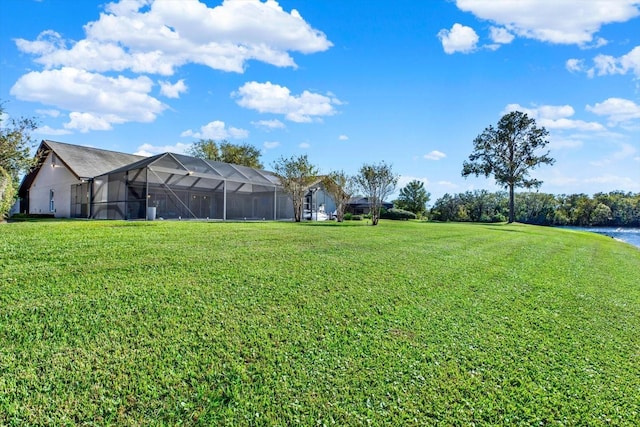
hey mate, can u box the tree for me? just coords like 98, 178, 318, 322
188, 139, 263, 169
188, 139, 219, 160
0, 101, 38, 218
395, 180, 430, 217
272, 154, 319, 222
1, 102, 38, 183
462, 111, 554, 223
0, 166, 16, 219
322, 170, 355, 222
353, 161, 398, 226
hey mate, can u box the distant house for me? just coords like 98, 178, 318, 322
18, 140, 295, 220
345, 197, 393, 215
303, 178, 337, 220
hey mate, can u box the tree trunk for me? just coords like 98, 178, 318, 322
508, 184, 515, 223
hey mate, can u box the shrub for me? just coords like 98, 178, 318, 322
0, 166, 16, 220
381, 208, 417, 220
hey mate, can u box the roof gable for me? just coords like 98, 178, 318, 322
42, 140, 145, 178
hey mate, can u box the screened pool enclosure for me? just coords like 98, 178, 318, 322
89, 153, 293, 220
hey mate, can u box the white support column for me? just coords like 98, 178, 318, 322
273, 186, 277, 220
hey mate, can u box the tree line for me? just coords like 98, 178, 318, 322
430, 190, 640, 227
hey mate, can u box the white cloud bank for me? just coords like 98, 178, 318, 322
10, 67, 166, 132
455, 0, 640, 46
568, 46, 640, 78
503, 103, 606, 132
181, 120, 249, 140
10, 0, 332, 132
586, 98, 640, 125
14, 0, 332, 75
234, 81, 341, 122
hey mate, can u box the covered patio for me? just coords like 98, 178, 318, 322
89, 152, 293, 220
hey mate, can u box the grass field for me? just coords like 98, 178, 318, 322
1, 220, 639, 425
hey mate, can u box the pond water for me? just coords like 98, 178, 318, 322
560, 227, 640, 249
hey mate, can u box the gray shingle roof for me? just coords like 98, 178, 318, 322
43, 140, 145, 178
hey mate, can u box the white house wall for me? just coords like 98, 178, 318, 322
28, 153, 81, 217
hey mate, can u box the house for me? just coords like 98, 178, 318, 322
18, 140, 295, 220
18, 140, 144, 218
303, 177, 337, 220
345, 196, 394, 215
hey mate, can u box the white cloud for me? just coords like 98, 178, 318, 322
234, 81, 340, 123
586, 98, 640, 125
15, 0, 332, 75
14, 30, 66, 55
583, 174, 640, 191
159, 79, 187, 98
548, 136, 583, 150
134, 142, 191, 156
299, 142, 311, 149
424, 150, 447, 160
565, 58, 585, 73
35, 109, 61, 118
251, 119, 286, 130
437, 23, 479, 54
503, 103, 606, 131
584, 46, 640, 77
455, 0, 640, 46
10, 67, 166, 132
590, 143, 637, 166
338, 134, 349, 141
33, 125, 72, 136
263, 141, 280, 149
489, 26, 514, 44
181, 120, 249, 140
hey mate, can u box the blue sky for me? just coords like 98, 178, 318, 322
1, 0, 639, 202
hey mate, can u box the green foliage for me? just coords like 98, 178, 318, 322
271, 154, 319, 222
0, 101, 39, 183
343, 212, 362, 221
431, 190, 640, 226
353, 161, 398, 226
188, 139, 263, 169
1, 221, 639, 424
462, 111, 554, 223
395, 180, 430, 217
381, 208, 417, 220
0, 166, 16, 219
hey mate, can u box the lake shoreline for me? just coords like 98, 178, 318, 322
557, 226, 640, 249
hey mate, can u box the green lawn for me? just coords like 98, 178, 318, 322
1, 220, 639, 425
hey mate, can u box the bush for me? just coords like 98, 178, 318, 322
344, 213, 363, 221
0, 166, 16, 220
381, 208, 417, 221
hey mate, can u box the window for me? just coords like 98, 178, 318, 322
49, 190, 55, 212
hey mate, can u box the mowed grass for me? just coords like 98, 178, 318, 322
1, 220, 639, 426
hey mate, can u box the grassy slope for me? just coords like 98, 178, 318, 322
0, 221, 639, 425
